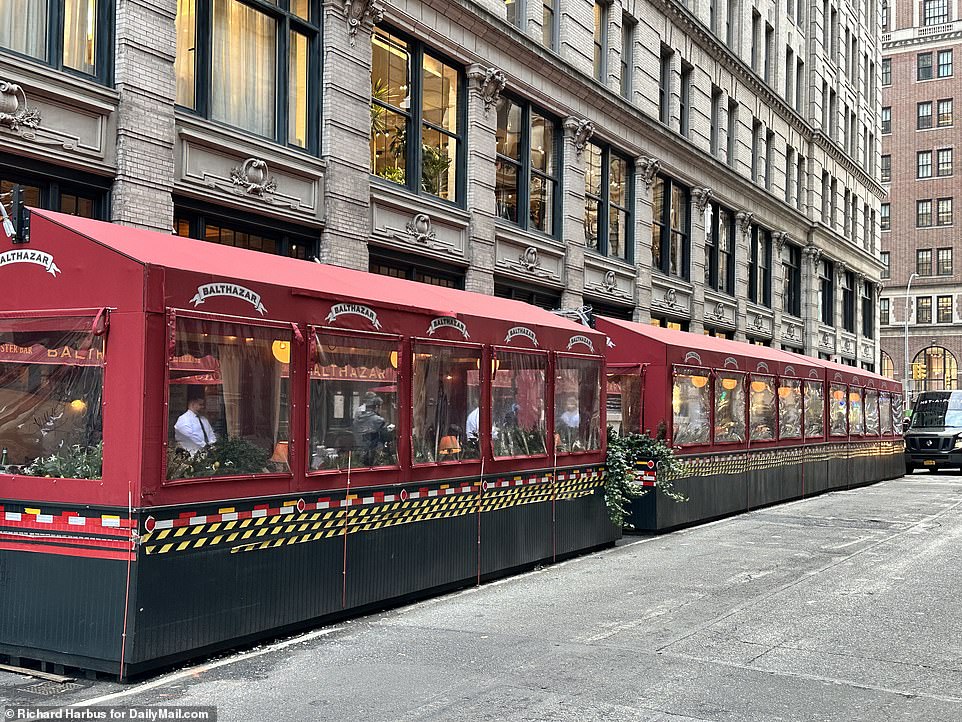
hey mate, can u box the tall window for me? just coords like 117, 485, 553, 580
751, 9, 761, 73
938, 247, 953, 275
918, 248, 933, 275
819, 259, 834, 326
749, 226, 772, 307
882, 58, 891, 85
881, 106, 891, 133
918, 200, 933, 227
881, 251, 891, 278
919, 52, 934, 80
862, 282, 874, 338
917, 296, 933, 324
918, 150, 933, 178
785, 46, 795, 103
177, 0, 319, 149
842, 270, 855, 332
935, 148, 953, 177
938, 295, 954, 323
710, 85, 723, 156
938, 98, 954, 126
937, 197, 953, 225
505, 0, 520, 25
496, 96, 559, 236
542, 0, 557, 48
880, 298, 890, 325
727, 98, 739, 167
796, 153, 805, 211
752, 120, 763, 183
796, 57, 805, 111
651, 175, 689, 278
659, 45, 673, 124
881, 154, 891, 182
764, 22, 774, 83
923, 0, 949, 25
882, 0, 889, 29
706, 202, 735, 294
371, 29, 463, 202
918, 101, 933, 129
680, 61, 693, 136
0, 0, 108, 80
584, 142, 632, 260
783, 243, 802, 317
620, 15, 635, 98
881, 202, 891, 230
938, 49, 954, 77
593, 1, 608, 82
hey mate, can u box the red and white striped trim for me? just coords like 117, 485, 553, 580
0, 506, 132, 534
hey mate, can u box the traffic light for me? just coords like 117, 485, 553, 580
913, 362, 927, 380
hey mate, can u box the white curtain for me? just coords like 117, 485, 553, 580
0, 0, 48, 61
175, 0, 196, 107
211, 0, 276, 138
62, 0, 97, 75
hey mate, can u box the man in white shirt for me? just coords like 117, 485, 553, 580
174, 395, 217, 455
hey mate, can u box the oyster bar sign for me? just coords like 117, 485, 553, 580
0, 249, 61, 276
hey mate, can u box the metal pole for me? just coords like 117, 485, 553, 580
904, 272, 920, 406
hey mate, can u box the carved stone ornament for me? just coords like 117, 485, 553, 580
468, 66, 507, 113
601, 270, 617, 292
875, 283, 883, 300
835, 261, 849, 282
343, 0, 384, 47
661, 287, 682, 309
709, 302, 727, 321
773, 231, 790, 255
804, 240, 822, 269
564, 118, 595, 155
405, 213, 437, 245
692, 187, 714, 214
0, 81, 41, 131
735, 211, 754, 236
519, 246, 540, 272
784, 324, 800, 341
230, 158, 277, 196
636, 156, 661, 193
752, 314, 765, 330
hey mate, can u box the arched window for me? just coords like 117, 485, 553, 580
880, 351, 895, 379
913, 346, 959, 391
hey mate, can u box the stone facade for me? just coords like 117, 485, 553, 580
878, 1, 962, 398
0, 0, 883, 363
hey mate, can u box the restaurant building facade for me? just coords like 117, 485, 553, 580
0, 0, 884, 363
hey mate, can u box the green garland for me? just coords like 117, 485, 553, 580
605, 427, 687, 529
20, 442, 104, 479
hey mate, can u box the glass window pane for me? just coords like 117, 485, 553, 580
865, 389, 880, 435
607, 372, 642, 435
555, 356, 602, 452
585, 143, 602, 197
495, 160, 518, 222
848, 388, 864, 434
609, 208, 627, 259
672, 371, 711, 444
167, 319, 291, 479
777, 379, 802, 439
804, 381, 824, 437
714, 373, 745, 442
413, 344, 482, 463
175, 0, 196, 108
289, 31, 309, 147
530, 175, 554, 233
496, 97, 522, 161
63, 0, 98, 74
290, 0, 309, 20
0, 317, 104, 478
493, 352, 547, 458
829, 383, 848, 436
0, 0, 47, 60
749, 376, 776, 440
421, 125, 457, 200
422, 55, 458, 133
609, 156, 626, 207
372, 29, 410, 111
371, 108, 407, 184
892, 392, 904, 432
531, 112, 554, 176
584, 198, 599, 249
880, 393, 893, 434
309, 334, 398, 470
211, 0, 276, 137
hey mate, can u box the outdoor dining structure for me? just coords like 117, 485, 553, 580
0, 210, 613, 679
599, 317, 905, 531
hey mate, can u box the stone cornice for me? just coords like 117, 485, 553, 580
812, 132, 886, 200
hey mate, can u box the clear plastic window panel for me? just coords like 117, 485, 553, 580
749, 376, 777, 441
804, 381, 825, 437
309, 334, 399, 471
554, 356, 602, 453
777, 378, 803, 439
892, 393, 904, 433
848, 388, 864, 434
607, 372, 642, 435
864, 389, 880, 435
493, 351, 547, 458
167, 318, 291, 480
0, 317, 103, 478
829, 383, 848, 436
880, 392, 893, 434
412, 344, 482, 463
714, 372, 746, 443
672, 371, 711, 445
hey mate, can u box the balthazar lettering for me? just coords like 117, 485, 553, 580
0, 249, 61, 276
326, 303, 382, 330
190, 283, 267, 315
567, 335, 595, 352
426, 317, 470, 339
504, 326, 539, 347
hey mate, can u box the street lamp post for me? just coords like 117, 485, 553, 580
904, 272, 920, 404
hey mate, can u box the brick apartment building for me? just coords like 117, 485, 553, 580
1, 0, 884, 360
879, 0, 962, 398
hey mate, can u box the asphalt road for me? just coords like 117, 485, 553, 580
2, 471, 962, 721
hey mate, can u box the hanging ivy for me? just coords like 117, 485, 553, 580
605, 427, 687, 529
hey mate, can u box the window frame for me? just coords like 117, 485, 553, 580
819, 259, 834, 326
881, 250, 891, 279
937, 197, 953, 226
938, 49, 954, 77
880, 298, 890, 325
917, 248, 933, 275
584, 141, 634, 262
748, 225, 772, 308
938, 98, 954, 127
916, 296, 933, 324
937, 148, 953, 177
938, 295, 953, 323
937, 247, 953, 275
650, 174, 690, 280
918, 52, 934, 80
176, 0, 322, 153
783, 243, 802, 317
918, 150, 933, 178
706, 201, 736, 295
918, 199, 933, 227
918, 101, 933, 129
174, 204, 317, 259
881, 106, 891, 134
